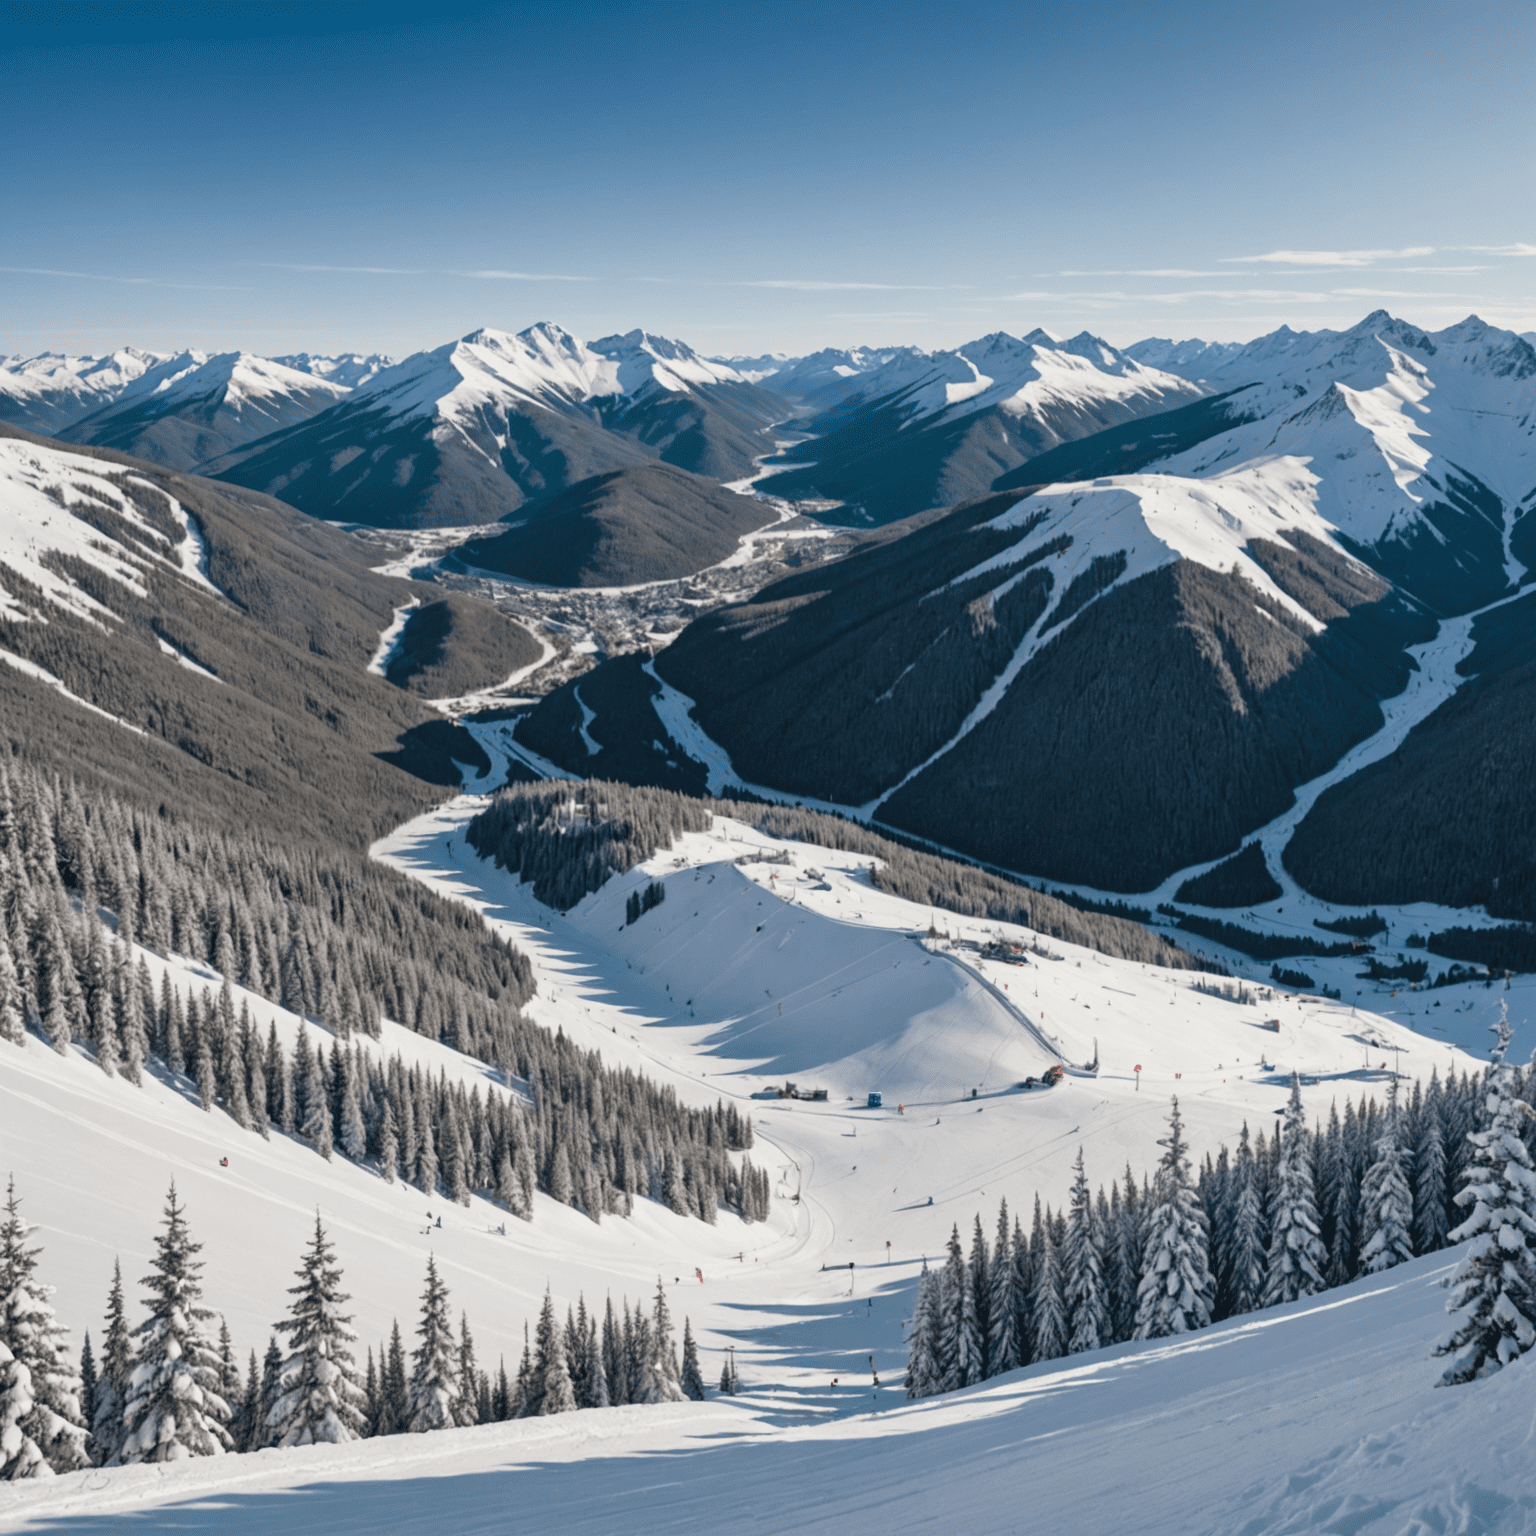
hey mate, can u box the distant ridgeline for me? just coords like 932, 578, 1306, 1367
0, 760, 768, 1227
464, 779, 1218, 972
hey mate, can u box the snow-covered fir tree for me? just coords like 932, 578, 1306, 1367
0, 1178, 88, 1477
1436, 1006, 1536, 1385
454, 1314, 482, 1427
1263, 1076, 1328, 1306
1064, 1150, 1109, 1354
680, 1318, 706, 1401
406, 1256, 459, 1432
531, 1288, 576, 1415
638, 1279, 683, 1404
1414, 1074, 1451, 1256
904, 1267, 943, 1400
986, 1200, 1020, 1376
1134, 1098, 1214, 1339
120, 1185, 232, 1462
1224, 1126, 1266, 1317
1359, 1078, 1415, 1275
266, 1216, 366, 1446
1030, 1198, 1067, 1362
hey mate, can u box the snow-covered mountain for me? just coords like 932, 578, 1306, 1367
273, 350, 394, 388
56, 350, 352, 470
519, 311, 1536, 906
1122, 335, 1249, 379
754, 329, 1205, 523
0, 347, 169, 434
1141, 312, 1536, 614
208, 323, 795, 529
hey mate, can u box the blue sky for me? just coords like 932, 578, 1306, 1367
4, 0, 1533, 358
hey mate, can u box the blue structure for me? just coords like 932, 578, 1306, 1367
867, 1091, 883, 1108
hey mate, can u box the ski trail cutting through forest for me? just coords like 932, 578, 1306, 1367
1147, 581, 1533, 909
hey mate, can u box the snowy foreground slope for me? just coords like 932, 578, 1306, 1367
3, 1254, 1531, 1535
2, 780, 1529, 1530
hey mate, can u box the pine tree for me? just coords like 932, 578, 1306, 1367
215, 1321, 241, 1440
904, 1266, 943, 1400
120, 1185, 233, 1461
267, 1215, 366, 1446
1263, 1077, 1328, 1306
532, 1288, 576, 1414
638, 1278, 684, 1404
1436, 1007, 1536, 1385
78, 1333, 97, 1441
454, 1314, 480, 1427
1414, 1078, 1451, 1255
1225, 1126, 1266, 1318
680, 1318, 706, 1401
1030, 1200, 1067, 1362
967, 1214, 991, 1381
406, 1257, 459, 1432
381, 1321, 408, 1435
1064, 1150, 1109, 1355
236, 1350, 261, 1452
254, 1336, 282, 1450
0, 1177, 89, 1476
986, 1200, 1020, 1376
1359, 1079, 1415, 1274
511, 1325, 534, 1418
1134, 1099, 1214, 1339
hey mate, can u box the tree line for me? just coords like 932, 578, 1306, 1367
0, 1181, 712, 1479
466, 779, 1216, 974
0, 759, 769, 1228
906, 1037, 1536, 1397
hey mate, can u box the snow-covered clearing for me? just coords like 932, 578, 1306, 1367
365, 597, 420, 677
154, 634, 220, 682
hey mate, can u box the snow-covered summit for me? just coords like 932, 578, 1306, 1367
0, 346, 172, 434
349, 322, 757, 430
274, 351, 394, 388
1139, 313, 1536, 610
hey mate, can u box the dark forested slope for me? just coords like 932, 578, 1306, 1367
1285, 588, 1536, 921
456, 464, 778, 587
0, 424, 534, 846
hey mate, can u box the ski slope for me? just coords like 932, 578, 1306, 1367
0, 790, 1520, 1530
4, 1253, 1530, 1536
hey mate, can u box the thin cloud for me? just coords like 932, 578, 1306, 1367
739, 279, 955, 292
457, 269, 591, 282
1058, 269, 1229, 278
1223, 248, 1434, 267
996, 286, 1480, 307
1458, 243, 1536, 257
256, 262, 424, 275
0, 265, 245, 291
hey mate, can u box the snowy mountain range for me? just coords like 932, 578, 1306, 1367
739, 330, 1206, 523
515, 311, 1536, 916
